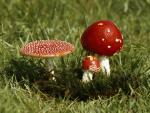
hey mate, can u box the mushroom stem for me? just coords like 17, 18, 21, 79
82, 71, 93, 82
99, 56, 110, 76
45, 59, 54, 74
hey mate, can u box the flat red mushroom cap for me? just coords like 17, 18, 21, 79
20, 40, 75, 58
81, 20, 123, 56
82, 56, 100, 73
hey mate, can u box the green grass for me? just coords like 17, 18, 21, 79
0, 0, 150, 112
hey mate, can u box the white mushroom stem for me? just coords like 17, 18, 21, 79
99, 56, 110, 76
82, 71, 93, 82
45, 59, 56, 80
45, 59, 54, 74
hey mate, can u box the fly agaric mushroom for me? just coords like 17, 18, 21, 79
82, 56, 100, 82
20, 40, 75, 74
81, 20, 123, 76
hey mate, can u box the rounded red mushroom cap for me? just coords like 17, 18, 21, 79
82, 56, 100, 73
20, 40, 75, 58
81, 20, 123, 56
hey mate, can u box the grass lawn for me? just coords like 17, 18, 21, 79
0, 0, 150, 113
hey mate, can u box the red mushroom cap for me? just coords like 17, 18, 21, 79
20, 40, 75, 58
81, 20, 123, 56
82, 56, 100, 73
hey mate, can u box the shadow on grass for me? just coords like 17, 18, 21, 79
3, 57, 140, 101
3, 57, 51, 86
35, 71, 140, 101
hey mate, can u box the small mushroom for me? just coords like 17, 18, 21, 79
81, 20, 123, 76
20, 40, 75, 76
82, 56, 100, 82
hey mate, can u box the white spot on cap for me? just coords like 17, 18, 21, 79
88, 56, 93, 61
115, 38, 122, 43
98, 23, 103, 26
91, 61, 96, 65
119, 40, 122, 43
107, 45, 111, 48
107, 29, 111, 33
115, 38, 120, 42
101, 38, 105, 41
